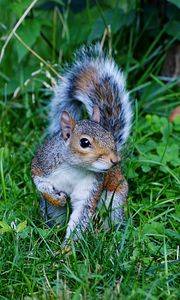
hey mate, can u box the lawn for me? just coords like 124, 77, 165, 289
0, 1, 180, 299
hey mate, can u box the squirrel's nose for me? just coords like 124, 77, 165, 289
110, 157, 119, 166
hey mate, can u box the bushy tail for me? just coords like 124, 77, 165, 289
49, 44, 132, 150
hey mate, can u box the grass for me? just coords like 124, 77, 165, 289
0, 2, 180, 299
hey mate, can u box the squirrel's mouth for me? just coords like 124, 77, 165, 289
87, 166, 109, 173
87, 160, 112, 172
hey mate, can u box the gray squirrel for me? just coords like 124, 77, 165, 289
31, 45, 132, 241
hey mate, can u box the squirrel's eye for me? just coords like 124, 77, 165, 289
80, 138, 91, 148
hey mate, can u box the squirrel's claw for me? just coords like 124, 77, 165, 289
54, 190, 67, 207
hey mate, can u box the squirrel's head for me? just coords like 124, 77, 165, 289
60, 106, 119, 172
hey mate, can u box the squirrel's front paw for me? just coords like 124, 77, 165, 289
42, 188, 67, 207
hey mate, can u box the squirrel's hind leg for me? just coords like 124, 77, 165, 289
40, 196, 68, 227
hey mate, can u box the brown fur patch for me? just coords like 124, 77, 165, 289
75, 67, 97, 91
31, 166, 43, 177
105, 105, 113, 118
103, 166, 125, 193
95, 79, 114, 103
42, 192, 61, 207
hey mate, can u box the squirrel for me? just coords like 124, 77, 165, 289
31, 44, 132, 241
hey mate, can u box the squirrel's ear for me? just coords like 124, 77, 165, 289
61, 111, 76, 140
91, 105, 100, 123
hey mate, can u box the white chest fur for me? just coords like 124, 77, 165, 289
47, 163, 96, 201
